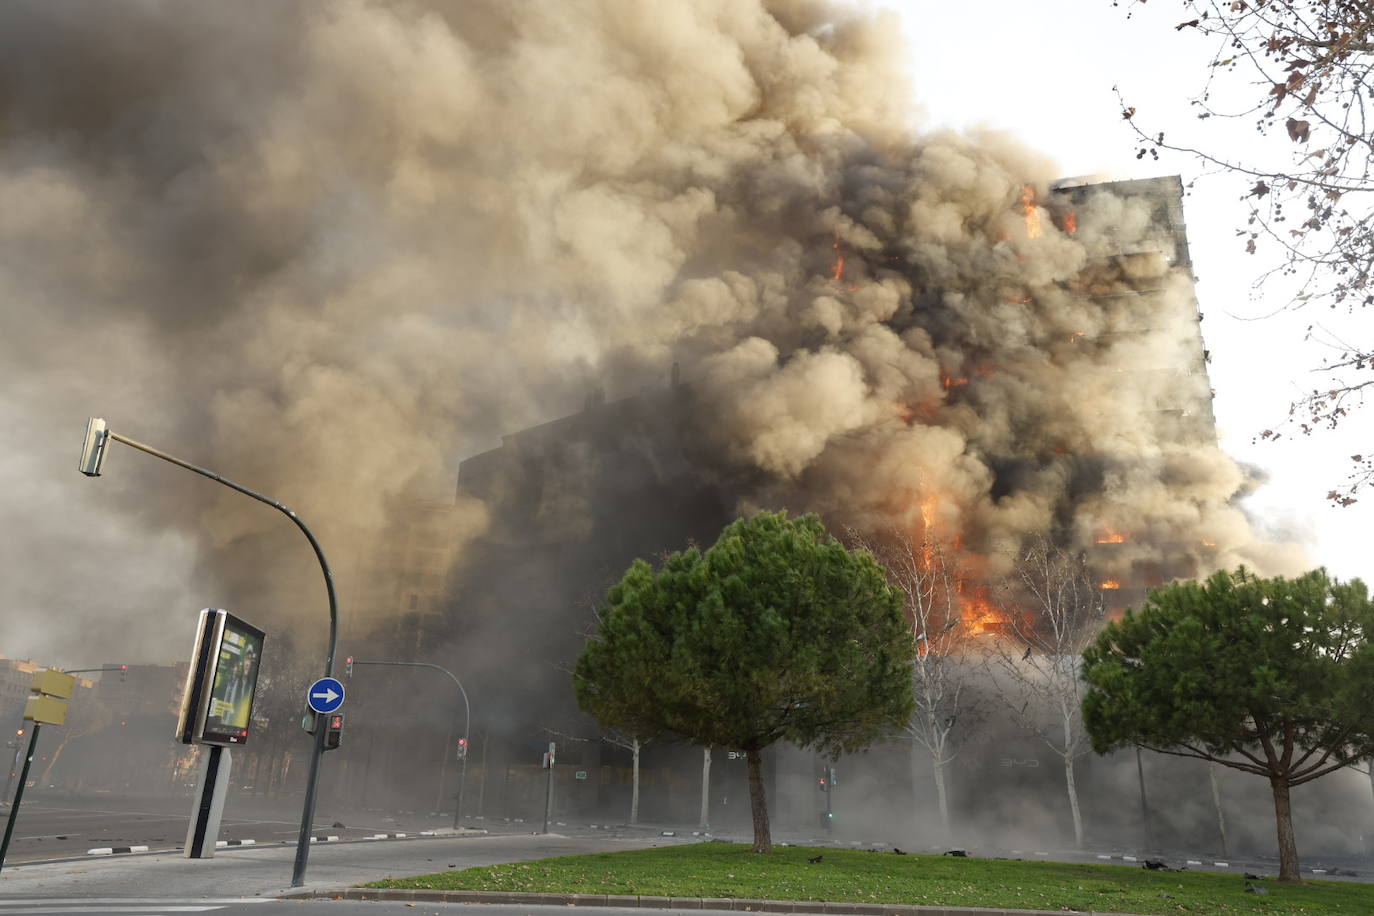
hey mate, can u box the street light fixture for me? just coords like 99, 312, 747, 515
78, 417, 338, 887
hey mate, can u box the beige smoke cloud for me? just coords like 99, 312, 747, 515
0, 0, 1295, 665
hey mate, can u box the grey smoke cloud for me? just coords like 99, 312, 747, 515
0, 0, 1296, 672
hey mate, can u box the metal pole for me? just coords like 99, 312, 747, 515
100, 431, 338, 888
349, 660, 470, 826
0, 724, 42, 875
825, 765, 833, 832
1135, 747, 1152, 850
543, 749, 555, 834
456, 754, 468, 829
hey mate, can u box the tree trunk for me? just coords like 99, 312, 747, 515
1064, 753, 1084, 848
39, 735, 73, 785
1209, 761, 1229, 857
630, 739, 640, 826
909, 739, 922, 837
932, 752, 950, 839
699, 747, 712, 830
1270, 775, 1301, 882
745, 748, 772, 853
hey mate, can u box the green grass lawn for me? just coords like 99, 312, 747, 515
364, 842, 1374, 914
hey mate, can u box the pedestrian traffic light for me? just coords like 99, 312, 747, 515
817, 776, 827, 789
345, 656, 353, 678
120, 664, 128, 682
457, 737, 468, 760
324, 713, 344, 750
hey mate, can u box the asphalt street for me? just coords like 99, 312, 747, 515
0, 793, 497, 863
0, 828, 694, 897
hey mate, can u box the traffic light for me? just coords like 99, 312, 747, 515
457, 737, 468, 760
324, 713, 344, 750
817, 776, 827, 789
120, 664, 128, 682
345, 656, 353, 678
14, 729, 22, 737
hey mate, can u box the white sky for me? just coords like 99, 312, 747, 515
883, 0, 1370, 581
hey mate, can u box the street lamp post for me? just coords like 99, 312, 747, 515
78, 418, 338, 888
348, 660, 470, 827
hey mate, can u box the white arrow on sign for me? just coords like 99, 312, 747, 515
312, 687, 340, 703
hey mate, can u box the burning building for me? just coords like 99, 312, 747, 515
379, 172, 1291, 838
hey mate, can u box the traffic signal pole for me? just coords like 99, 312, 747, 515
345, 660, 470, 827
0, 725, 42, 875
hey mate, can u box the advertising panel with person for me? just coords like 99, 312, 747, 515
176, 609, 266, 746
202, 618, 263, 745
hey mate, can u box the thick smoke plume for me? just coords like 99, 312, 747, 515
1, 0, 1292, 669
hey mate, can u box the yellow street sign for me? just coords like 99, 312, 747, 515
23, 694, 68, 726
30, 668, 75, 699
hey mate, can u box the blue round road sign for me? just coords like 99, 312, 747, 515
307, 677, 345, 714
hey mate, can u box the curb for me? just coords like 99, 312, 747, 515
216, 839, 257, 847
85, 845, 150, 856
295, 888, 1146, 916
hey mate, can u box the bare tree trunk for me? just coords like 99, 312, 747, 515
699, 747, 711, 830
745, 748, 772, 853
39, 735, 73, 785
932, 752, 951, 839
909, 740, 923, 837
630, 738, 640, 826
1270, 775, 1301, 882
1064, 753, 1084, 848
1209, 762, 1229, 857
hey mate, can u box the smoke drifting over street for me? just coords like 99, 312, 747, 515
0, 0, 1298, 670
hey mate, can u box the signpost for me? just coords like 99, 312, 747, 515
542, 742, 556, 834
307, 677, 345, 714
0, 668, 76, 875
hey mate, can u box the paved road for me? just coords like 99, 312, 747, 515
0, 830, 692, 897
0, 793, 528, 863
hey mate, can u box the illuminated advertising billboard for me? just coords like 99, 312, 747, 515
176, 609, 266, 746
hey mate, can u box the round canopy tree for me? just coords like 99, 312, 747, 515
573, 510, 916, 853
1081, 567, 1374, 882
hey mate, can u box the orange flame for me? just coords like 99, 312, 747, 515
1095, 529, 1129, 544
831, 229, 846, 282
943, 375, 969, 389
1064, 210, 1077, 234
1021, 185, 1042, 239
1100, 579, 1121, 590
1201, 539, 1216, 547
961, 587, 1010, 635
